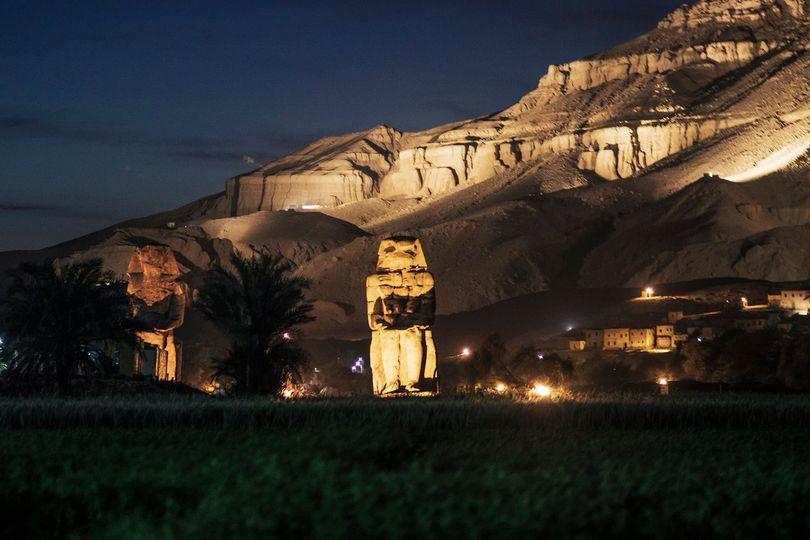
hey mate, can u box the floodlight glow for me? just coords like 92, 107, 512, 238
532, 383, 552, 397
727, 138, 810, 183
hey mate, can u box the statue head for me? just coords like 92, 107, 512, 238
376, 236, 428, 271
126, 245, 182, 305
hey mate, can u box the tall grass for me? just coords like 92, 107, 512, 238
2, 393, 810, 430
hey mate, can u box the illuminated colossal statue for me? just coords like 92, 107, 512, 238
126, 245, 187, 380
366, 236, 438, 395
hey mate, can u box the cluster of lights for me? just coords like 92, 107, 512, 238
461, 347, 471, 357
203, 380, 223, 395
494, 382, 507, 393
531, 383, 552, 397
351, 356, 364, 374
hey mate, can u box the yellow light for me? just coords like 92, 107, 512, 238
461, 347, 471, 357
644, 286, 654, 298
657, 377, 668, 386
494, 382, 506, 393
727, 137, 810, 183
532, 383, 552, 397
282, 388, 294, 398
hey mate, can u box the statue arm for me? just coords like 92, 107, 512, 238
366, 276, 385, 330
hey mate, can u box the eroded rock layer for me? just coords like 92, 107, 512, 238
222, 0, 809, 213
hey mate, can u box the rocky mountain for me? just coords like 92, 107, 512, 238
1, 0, 808, 386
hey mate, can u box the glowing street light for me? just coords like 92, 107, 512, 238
643, 286, 655, 298
494, 382, 506, 393
741, 296, 749, 308
657, 376, 669, 395
461, 347, 471, 358
282, 388, 294, 398
531, 383, 552, 398
282, 332, 292, 341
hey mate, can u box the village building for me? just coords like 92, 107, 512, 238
732, 310, 780, 332
585, 329, 604, 349
603, 328, 630, 350
629, 328, 655, 350
568, 338, 586, 351
778, 290, 810, 314
655, 324, 674, 349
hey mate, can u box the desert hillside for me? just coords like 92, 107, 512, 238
1, 0, 808, 382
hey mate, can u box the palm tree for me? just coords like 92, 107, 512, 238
196, 250, 314, 395
0, 258, 137, 394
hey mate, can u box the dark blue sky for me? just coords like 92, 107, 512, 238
0, 0, 684, 251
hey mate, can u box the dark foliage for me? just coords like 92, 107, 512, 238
677, 328, 810, 389
196, 250, 314, 395
0, 259, 137, 394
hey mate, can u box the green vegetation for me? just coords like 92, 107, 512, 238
0, 259, 136, 395
196, 250, 314, 395
2, 394, 810, 538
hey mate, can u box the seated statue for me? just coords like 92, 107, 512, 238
366, 237, 438, 395
126, 245, 187, 380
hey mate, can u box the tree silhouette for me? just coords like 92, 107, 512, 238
0, 259, 136, 394
196, 250, 314, 395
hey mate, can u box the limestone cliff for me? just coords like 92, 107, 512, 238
226, 125, 400, 215
220, 0, 808, 214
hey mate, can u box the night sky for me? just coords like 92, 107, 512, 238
1, 0, 684, 251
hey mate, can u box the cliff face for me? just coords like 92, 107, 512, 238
222, 0, 808, 214
226, 125, 401, 214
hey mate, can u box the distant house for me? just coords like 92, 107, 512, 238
629, 328, 655, 350
655, 324, 674, 349
604, 328, 630, 350
732, 311, 780, 332
569, 339, 586, 351
779, 290, 810, 314
585, 329, 604, 349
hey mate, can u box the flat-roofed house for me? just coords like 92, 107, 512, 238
655, 324, 675, 349
604, 328, 630, 350
780, 290, 810, 314
585, 329, 604, 349
629, 328, 655, 350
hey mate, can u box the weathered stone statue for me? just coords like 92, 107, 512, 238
366, 236, 438, 395
126, 245, 187, 380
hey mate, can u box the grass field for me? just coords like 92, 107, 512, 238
2, 394, 810, 539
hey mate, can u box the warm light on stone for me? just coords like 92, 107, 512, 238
367, 237, 438, 395
126, 246, 187, 381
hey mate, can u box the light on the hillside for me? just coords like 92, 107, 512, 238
531, 383, 552, 397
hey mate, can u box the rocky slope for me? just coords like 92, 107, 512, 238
221, 0, 808, 214
1, 0, 809, 384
